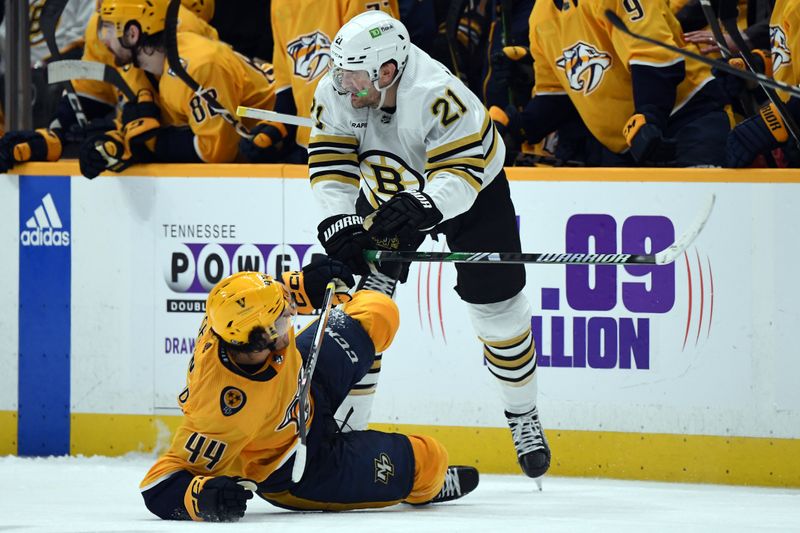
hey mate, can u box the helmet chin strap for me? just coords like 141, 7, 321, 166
372, 71, 402, 109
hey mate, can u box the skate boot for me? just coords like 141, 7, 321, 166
416, 466, 479, 504
506, 406, 550, 479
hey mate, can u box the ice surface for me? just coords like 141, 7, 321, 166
1, 454, 798, 532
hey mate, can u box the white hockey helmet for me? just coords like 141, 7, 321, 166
330, 10, 410, 85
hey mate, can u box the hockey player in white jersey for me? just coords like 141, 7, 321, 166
310, 10, 549, 481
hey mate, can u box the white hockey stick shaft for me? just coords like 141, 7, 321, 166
291, 282, 336, 483
653, 194, 715, 264
236, 106, 314, 128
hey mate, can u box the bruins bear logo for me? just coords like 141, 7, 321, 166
287, 30, 332, 81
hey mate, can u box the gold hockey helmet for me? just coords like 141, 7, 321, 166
206, 271, 292, 347
100, 0, 169, 38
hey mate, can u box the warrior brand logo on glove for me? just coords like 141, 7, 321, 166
405, 189, 433, 209
322, 215, 364, 242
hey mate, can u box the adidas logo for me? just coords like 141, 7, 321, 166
20, 193, 70, 247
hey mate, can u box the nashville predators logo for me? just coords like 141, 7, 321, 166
287, 31, 332, 81
771, 26, 791, 74
556, 41, 612, 95
220, 386, 247, 416
277, 369, 312, 433
374, 453, 395, 484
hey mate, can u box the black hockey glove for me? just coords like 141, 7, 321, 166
188, 476, 255, 522
727, 103, 788, 168
0, 129, 63, 172
623, 114, 677, 165
239, 121, 289, 163
366, 190, 443, 244
78, 130, 129, 179
282, 255, 354, 313
317, 214, 372, 276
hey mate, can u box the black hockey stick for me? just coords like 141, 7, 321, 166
164, 0, 253, 140
717, 0, 800, 149
698, 0, 735, 58
605, 10, 800, 99
47, 60, 137, 102
697, 0, 781, 167
291, 282, 336, 483
365, 194, 715, 266
697, 0, 759, 117
40, 0, 88, 127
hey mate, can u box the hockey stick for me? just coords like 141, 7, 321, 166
717, 0, 800, 149
365, 194, 715, 266
605, 10, 800, 99
47, 60, 137, 102
235, 105, 314, 128
696, 0, 781, 167
164, 0, 254, 140
697, 0, 759, 118
40, 0, 88, 127
698, 0, 735, 58
291, 281, 336, 483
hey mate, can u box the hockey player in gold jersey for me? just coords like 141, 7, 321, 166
140, 256, 478, 521
494, 0, 730, 166
236, 0, 398, 164
727, 0, 800, 167
74, 0, 276, 178
0, 0, 217, 174
310, 11, 549, 481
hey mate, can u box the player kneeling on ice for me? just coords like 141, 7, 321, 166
140, 256, 478, 522
310, 11, 550, 481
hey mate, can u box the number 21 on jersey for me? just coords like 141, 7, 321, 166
431, 88, 467, 127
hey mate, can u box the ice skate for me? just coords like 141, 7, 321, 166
506, 406, 550, 484
413, 466, 479, 504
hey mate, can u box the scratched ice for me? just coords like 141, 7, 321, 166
1, 455, 798, 532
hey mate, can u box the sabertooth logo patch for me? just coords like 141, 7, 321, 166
374, 452, 395, 484
556, 41, 612, 95
220, 386, 247, 416
771, 25, 791, 74
287, 30, 332, 81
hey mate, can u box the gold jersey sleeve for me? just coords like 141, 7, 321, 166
157, 32, 276, 162
271, 0, 398, 147
771, 0, 800, 102
141, 318, 306, 489
529, 0, 713, 152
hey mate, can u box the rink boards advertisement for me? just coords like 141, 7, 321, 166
2, 165, 800, 485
